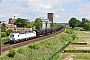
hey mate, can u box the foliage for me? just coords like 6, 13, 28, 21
50, 23, 54, 28
0, 32, 72, 60
50, 23, 59, 28
76, 20, 82, 27
28, 43, 40, 49
71, 42, 87, 45
6, 29, 14, 36
1, 26, 6, 32
54, 23, 59, 28
34, 18, 42, 30
69, 17, 81, 28
65, 28, 74, 34
14, 18, 27, 27
66, 28, 77, 40
1, 36, 9, 44
60, 34, 70, 43
8, 48, 16, 57
26, 21, 35, 28
68, 27, 81, 31
83, 20, 90, 30
17, 48, 25, 54
1, 32, 7, 37
64, 50, 90, 53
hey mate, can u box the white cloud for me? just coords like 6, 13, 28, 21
55, 15, 60, 18
0, 14, 5, 17
0, 0, 90, 23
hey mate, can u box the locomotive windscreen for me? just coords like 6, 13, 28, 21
10, 34, 14, 38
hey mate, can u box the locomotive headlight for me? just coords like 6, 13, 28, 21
10, 38, 15, 40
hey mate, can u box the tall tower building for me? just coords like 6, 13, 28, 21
47, 13, 54, 23
82, 18, 86, 22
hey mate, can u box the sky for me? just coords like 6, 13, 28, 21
0, 0, 90, 23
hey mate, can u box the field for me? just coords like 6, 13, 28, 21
0, 31, 72, 60
58, 27, 90, 60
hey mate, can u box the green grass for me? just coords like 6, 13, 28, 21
59, 28, 90, 60
67, 27, 81, 31
59, 53, 90, 60
74, 53, 90, 60
0, 32, 72, 60
75, 31, 90, 38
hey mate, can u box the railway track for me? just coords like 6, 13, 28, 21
2, 27, 65, 52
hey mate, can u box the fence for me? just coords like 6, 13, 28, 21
48, 41, 71, 60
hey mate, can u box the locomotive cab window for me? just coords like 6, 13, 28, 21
18, 35, 19, 37
10, 34, 14, 38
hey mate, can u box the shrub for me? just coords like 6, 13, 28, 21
71, 42, 87, 45
60, 34, 70, 42
6, 29, 14, 36
1, 32, 7, 37
1, 37, 9, 44
28, 43, 40, 49
65, 28, 74, 34
71, 33, 77, 40
8, 48, 16, 57
64, 50, 90, 53
17, 48, 25, 54
66, 28, 77, 40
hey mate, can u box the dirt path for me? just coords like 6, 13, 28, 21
63, 54, 76, 60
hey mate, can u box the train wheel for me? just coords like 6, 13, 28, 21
21, 39, 24, 42
18, 40, 20, 43
25, 38, 28, 41
14, 40, 16, 43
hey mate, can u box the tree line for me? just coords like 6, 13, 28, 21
69, 17, 90, 30
1, 18, 59, 37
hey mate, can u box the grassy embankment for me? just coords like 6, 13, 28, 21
0, 29, 74, 60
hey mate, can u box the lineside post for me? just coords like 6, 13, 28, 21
0, 22, 2, 55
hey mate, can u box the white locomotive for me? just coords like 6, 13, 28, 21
9, 31, 36, 43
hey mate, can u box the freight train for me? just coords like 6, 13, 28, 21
9, 26, 64, 43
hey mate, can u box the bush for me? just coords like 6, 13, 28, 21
71, 42, 87, 45
1, 37, 9, 44
1, 32, 7, 37
17, 48, 25, 54
64, 50, 90, 53
65, 28, 74, 34
8, 48, 16, 57
28, 43, 40, 49
71, 33, 77, 40
60, 34, 71, 43
6, 29, 14, 36
66, 28, 77, 40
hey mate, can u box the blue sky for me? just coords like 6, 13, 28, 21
0, 0, 90, 23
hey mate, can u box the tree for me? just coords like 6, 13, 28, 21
1, 26, 6, 32
50, 23, 59, 28
83, 20, 90, 30
26, 21, 35, 28
50, 23, 54, 28
54, 23, 59, 28
34, 18, 42, 30
14, 18, 27, 27
76, 20, 82, 27
6, 29, 14, 36
69, 17, 79, 28
1, 32, 7, 37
